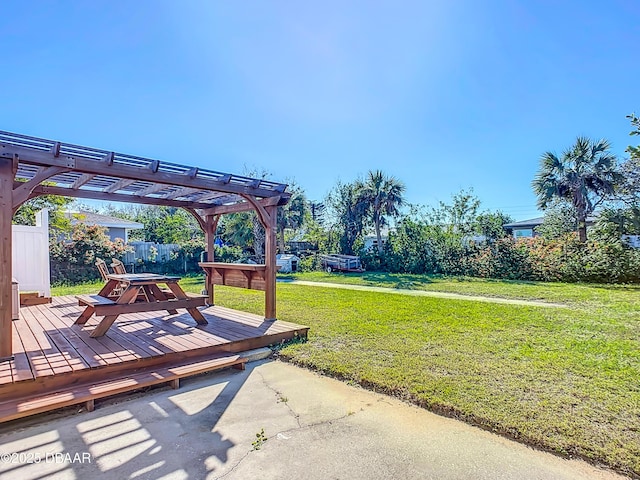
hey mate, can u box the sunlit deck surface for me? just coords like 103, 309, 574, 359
0, 296, 308, 420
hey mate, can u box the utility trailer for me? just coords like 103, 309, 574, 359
319, 254, 364, 273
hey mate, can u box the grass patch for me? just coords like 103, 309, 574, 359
281, 271, 640, 308
53, 275, 640, 476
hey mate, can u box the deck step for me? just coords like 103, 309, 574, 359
0, 354, 247, 423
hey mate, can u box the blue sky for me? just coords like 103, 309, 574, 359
2, 0, 638, 220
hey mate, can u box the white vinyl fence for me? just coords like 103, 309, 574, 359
12, 209, 51, 296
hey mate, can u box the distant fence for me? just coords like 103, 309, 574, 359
123, 242, 181, 265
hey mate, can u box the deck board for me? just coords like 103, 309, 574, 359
30, 303, 90, 371
12, 314, 54, 378
39, 300, 150, 368
40, 299, 111, 367
20, 305, 75, 375
0, 360, 13, 385
0, 295, 308, 408
52, 297, 145, 365
10, 328, 33, 382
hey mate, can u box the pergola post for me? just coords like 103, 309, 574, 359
204, 214, 219, 305
0, 158, 14, 360
264, 205, 277, 321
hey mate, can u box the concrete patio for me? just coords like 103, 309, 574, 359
0, 359, 627, 480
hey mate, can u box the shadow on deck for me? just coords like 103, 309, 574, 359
0, 295, 308, 422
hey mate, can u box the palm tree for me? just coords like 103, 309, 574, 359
327, 181, 368, 255
276, 185, 308, 253
222, 212, 254, 250
532, 137, 620, 242
360, 170, 406, 253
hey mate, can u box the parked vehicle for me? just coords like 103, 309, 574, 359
319, 254, 364, 273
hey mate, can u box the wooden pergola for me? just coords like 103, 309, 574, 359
0, 130, 291, 361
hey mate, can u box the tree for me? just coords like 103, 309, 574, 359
276, 184, 308, 253
591, 206, 640, 241
429, 189, 480, 236
13, 194, 73, 230
626, 112, 640, 161
106, 205, 202, 244
532, 137, 620, 242
475, 211, 513, 241
309, 201, 326, 225
619, 113, 640, 205
359, 170, 406, 253
221, 212, 255, 251
327, 180, 368, 255
535, 200, 578, 240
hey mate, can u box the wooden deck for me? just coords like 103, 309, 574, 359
0, 296, 308, 420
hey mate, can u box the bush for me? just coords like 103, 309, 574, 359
463, 238, 531, 279
360, 249, 385, 271
50, 226, 251, 285
50, 224, 132, 284
377, 229, 640, 284
298, 254, 323, 272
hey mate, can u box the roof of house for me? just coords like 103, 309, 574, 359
276, 254, 300, 261
64, 210, 144, 229
504, 215, 598, 229
503, 217, 545, 229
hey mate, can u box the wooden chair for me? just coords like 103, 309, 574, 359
110, 259, 127, 274
111, 258, 152, 301
96, 258, 124, 297
95, 259, 111, 282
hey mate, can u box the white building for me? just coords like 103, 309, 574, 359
276, 254, 300, 273
64, 210, 144, 242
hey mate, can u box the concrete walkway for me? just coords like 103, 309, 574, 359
0, 360, 625, 480
280, 279, 568, 308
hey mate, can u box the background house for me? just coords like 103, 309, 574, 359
64, 210, 143, 242
363, 227, 392, 251
504, 216, 597, 238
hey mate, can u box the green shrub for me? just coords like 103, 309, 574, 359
377, 229, 640, 284
298, 254, 323, 272
50, 224, 132, 285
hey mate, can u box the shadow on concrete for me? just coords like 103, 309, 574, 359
0, 361, 262, 479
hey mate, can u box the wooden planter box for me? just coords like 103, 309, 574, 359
199, 262, 270, 291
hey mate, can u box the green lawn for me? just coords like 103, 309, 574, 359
52, 274, 640, 476
281, 271, 640, 308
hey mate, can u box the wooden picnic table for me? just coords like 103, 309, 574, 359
75, 273, 207, 338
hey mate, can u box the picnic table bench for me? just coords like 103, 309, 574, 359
75, 274, 207, 338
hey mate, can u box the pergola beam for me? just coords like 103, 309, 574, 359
264, 205, 278, 320
194, 191, 230, 203
163, 187, 202, 200
135, 183, 170, 197
103, 178, 136, 194
201, 195, 289, 216
12, 166, 70, 210
30, 185, 220, 210
239, 195, 278, 320
72, 173, 95, 189
1, 145, 282, 198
